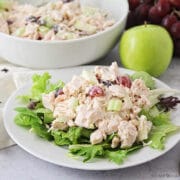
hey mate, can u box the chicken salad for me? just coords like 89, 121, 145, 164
0, 0, 115, 40
14, 62, 180, 164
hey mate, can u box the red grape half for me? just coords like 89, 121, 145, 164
156, 0, 171, 17
169, 0, 180, 8
171, 22, 180, 39
162, 14, 178, 31
148, 6, 162, 24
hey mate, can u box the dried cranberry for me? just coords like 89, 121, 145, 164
53, 24, 59, 34
26, 16, 40, 23
7, 20, 13, 25
27, 101, 40, 110
55, 89, 64, 98
1, 68, 9, 73
95, 74, 101, 83
63, 0, 73, 3
88, 86, 104, 98
96, 74, 115, 87
37, 19, 46, 26
37, 36, 42, 40
116, 76, 132, 88
102, 80, 113, 87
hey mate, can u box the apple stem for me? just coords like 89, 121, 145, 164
174, 9, 180, 18
144, 21, 147, 27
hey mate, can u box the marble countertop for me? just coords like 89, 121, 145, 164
0, 47, 180, 180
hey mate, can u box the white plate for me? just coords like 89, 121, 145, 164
3, 66, 180, 170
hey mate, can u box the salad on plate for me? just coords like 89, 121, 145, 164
14, 62, 180, 164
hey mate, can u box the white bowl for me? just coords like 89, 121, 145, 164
0, 0, 129, 69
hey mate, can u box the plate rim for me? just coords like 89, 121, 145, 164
3, 66, 180, 170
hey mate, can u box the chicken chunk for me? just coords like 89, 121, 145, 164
106, 112, 122, 135
111, 136, 120, 148
44, 30, 56, 41
109, 62, 121, 78
63, 76, 87, 96
118, 121, 138, 148
0, 14, 9, 34
137, 115, 152, 141
53, 100, 76, 120
42, 92, 55, 111
61, 0, 80, 20
24, 23, 39, 39
75, 104, 103, 129
95, 62, 120, 81
51, 118, 68, 131
108, 85, 126, 98
131, 79, 150, 97
90, 130, 105, 145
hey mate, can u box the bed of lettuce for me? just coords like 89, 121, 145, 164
14, 72, 180, 164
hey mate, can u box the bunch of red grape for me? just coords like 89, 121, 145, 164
127, 0, 180, 57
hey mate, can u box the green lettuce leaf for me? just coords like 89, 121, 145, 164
69, 144, 104, 162
31, 121, 53, 141
14, 113, 32, 127
105, 145, 142, 164
131, 71, 156, 89
69, 144, 142, 164
14, 107, 53, 140
48, 80, 65, 93
148, 124, 179, 150
141, 109, 180, 150
150, 112, 172, 126
51, 130, 71, 146
68, 127, 86, 144
51, 127, 93, 146
148, 112, 179, 150
18, 72, 65, 102
31, 72, 51, 100
15, 107, 42, 124
34, 108, 54, 123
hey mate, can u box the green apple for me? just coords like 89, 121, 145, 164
119, 25, 173, 77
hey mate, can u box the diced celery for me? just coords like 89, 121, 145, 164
81, 70, 98, 84
74, 20, 97, 34
48, 2, 56, 9
0, 0, 13, 11
89, 124, 95, 129
56, 116, 68, 123
131, 71, 155, 89
107, 98, 122, 112
82, 7, 98, 16
14, 27, 25, 36
65, 32, 76, 40
44, 16, 55, 28
70, 97, 79, 111
56, 31, 63, 37
149, 106, 160, 117
39, 26, 50, 35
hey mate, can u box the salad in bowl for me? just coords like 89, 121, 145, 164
0, 0, 115, 41
14, 62, 180, 164
0, 0, 128, 68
